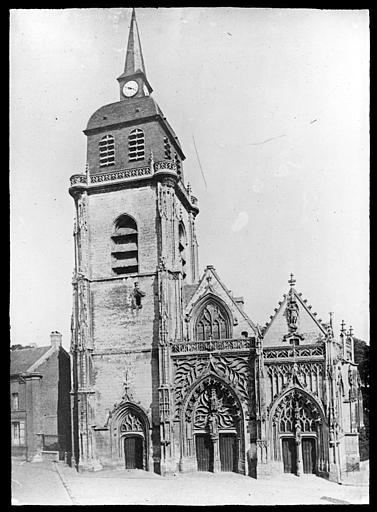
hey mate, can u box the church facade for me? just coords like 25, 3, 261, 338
69, 9, 363, 481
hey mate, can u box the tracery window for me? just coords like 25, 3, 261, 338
128, 129, 145, 161
195, 302, 229, 341
275, 392, 319, 433
99, 134, 115, 167
111, 215, 138, 275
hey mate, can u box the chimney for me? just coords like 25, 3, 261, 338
50, 331, 62, 349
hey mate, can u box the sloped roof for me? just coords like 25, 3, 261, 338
84, 97, 184, 157
10, 346, 51, 375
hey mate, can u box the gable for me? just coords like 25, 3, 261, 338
262, 290, 327, 347
184, 265, 257, 339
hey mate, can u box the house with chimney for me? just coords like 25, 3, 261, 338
10, 331, 71, 461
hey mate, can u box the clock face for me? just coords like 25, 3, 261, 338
123, 80, 139, 97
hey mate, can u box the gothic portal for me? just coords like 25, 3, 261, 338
69, 9, 364, 481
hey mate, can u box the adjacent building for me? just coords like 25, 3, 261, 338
10, 332, 71, 461
68, 9, 364, 481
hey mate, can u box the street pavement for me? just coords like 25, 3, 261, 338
11, 458, 369, 506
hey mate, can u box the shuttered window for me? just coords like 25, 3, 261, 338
99, 134, 115, 167
111, 215, 139, 275
128, 129, 145, 161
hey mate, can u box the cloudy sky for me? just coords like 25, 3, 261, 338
10, 8, 369, 349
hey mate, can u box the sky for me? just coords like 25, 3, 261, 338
10, 8, 369, 350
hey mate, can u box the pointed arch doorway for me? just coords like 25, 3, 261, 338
111, 402, 150, 471
182, 376, 244, 473
271, 388, 325, 476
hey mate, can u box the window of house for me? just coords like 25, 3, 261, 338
99, 134, 115, 167
164, 137, 171, 159
178, 222, 187, 282
195, 302, 229, 341
128, 129, 145, 161
11, 421, 25, 446
11, 393, 19, 410
111, 215, 139, 275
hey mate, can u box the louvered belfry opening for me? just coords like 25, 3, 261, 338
111, 215, 139, 275
99, 134, 115, 167
128, 129, 145, 161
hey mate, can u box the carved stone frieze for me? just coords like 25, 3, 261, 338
90, 166, 152, 183
263, 344, 324, 360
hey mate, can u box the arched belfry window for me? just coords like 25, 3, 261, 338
195, 301, 229, 341
111, 215, 138, 275
178, 222, 187, 282
99, 134, 115, 167
128, 129, 145, 161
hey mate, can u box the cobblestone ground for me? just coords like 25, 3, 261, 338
11, 458, 369, 506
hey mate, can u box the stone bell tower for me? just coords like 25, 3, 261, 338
69, 8, 199, 472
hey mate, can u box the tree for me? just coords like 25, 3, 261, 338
353, 337, 369, 461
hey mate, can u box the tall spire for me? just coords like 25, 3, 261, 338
117, 8, 152, 100
124, 8, 146, 77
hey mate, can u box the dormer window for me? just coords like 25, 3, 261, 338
128, 129, 145, 161
99, 135, 115, 167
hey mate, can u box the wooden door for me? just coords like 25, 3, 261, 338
220, 434, 237, 472
124, 435, 143, 469
282, 438, 296, 474
302, 438, 316, 474
196, 434, 213, 472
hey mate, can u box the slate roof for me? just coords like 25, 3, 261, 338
84, 97, 184, 157
10, 346, 51, 375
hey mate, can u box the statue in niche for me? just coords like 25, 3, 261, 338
208, 414, 218, 440
131, 282, 146, 309
285, 296, 299, 331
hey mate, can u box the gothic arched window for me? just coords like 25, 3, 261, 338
111, 214, 138, 275
128, 129, 145, 161
195, 302, 229, 341
99, 134, 115, 167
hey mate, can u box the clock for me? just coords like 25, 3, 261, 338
123, 80, 139, 97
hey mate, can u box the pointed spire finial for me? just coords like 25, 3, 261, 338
349, 325, 353, 336
288, 273, 296, 288
340, 319, 346, 333
124, 7, 146, 77
329, 312, 334, 328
